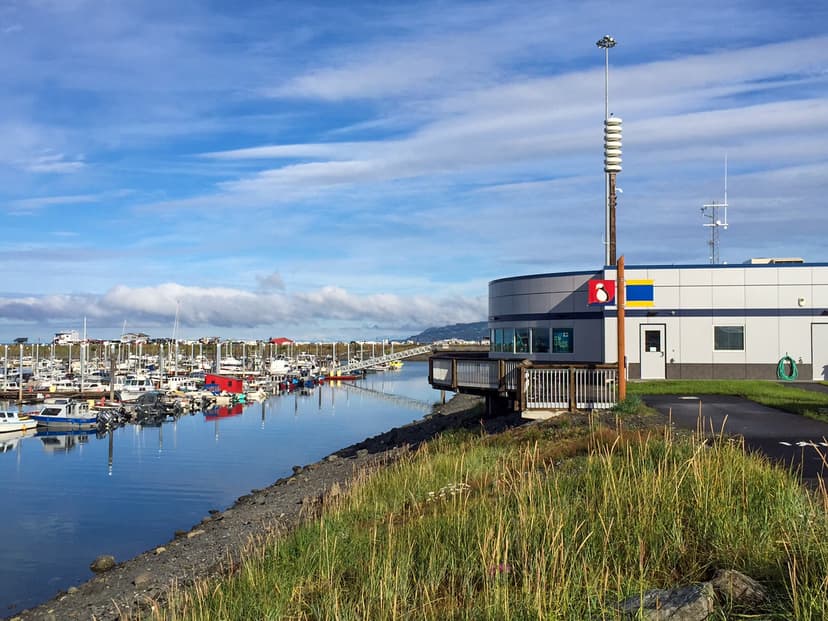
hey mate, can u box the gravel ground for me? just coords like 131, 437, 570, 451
10, 394, 523, 621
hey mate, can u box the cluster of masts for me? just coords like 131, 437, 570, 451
0, 339, 410, 396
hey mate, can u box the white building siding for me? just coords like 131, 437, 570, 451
489, 264, 828, 379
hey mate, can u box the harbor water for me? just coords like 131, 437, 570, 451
0, 362, 438, 616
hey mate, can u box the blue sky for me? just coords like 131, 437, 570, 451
0, 0, 826, 343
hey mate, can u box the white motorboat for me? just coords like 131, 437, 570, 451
116, 376, 156, 402
0, 409, 38, 433
28, 398, 98, 430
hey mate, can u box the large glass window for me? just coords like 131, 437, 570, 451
515, 328, 530, 353
531, 328, 550, 353
714, 326, 744, 351
490, 329, 497, 352
552, 328, 574, 353
501, 328, 515, 353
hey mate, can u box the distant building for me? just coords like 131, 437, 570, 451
269, 337, 294, 346
53, 331, 80, 345
120, 332, 150, 344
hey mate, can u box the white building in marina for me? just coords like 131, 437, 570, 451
488, 260, 828, 381
52, 330, 80, 345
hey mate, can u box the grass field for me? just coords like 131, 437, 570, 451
154, 410, 828, 620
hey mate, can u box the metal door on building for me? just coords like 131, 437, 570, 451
640, 324, 666, 380
813, 323, 828, 381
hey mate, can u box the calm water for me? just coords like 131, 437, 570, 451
0, 362, 438, 616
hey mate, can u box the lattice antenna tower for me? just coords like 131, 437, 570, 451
701, 155, 729, 264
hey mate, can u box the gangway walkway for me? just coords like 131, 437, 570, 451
334, 345, 433, 375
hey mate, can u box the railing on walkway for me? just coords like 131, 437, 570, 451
336, 345, 434, 375
430, 354, 617, 413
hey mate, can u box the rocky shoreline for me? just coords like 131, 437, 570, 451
11, 394, 521, 621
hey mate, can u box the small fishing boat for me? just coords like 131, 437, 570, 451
117, 377, 156, 402
0, 410, 38, 433
28, 398, 98, 430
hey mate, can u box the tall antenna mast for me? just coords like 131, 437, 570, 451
701, 155, 729, 264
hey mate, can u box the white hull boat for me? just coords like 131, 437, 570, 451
29, 399, 98, 430
0, 410, 38, 433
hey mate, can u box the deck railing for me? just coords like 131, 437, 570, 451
430, 355, 617, 413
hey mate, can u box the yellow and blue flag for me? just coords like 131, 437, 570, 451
626, 280, 654, 307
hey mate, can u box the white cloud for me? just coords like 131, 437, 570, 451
0, 283, 487, 334
24, 152, 86, 174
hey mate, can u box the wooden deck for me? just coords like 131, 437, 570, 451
429, 353, 618, 417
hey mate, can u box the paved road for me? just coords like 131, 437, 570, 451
643, 394, 828, 481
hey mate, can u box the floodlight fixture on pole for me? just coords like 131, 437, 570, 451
596, 35, 617, 266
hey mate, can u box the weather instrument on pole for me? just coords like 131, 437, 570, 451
701, 156, 729, 264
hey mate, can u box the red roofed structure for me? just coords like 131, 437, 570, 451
269, 337, 294, 346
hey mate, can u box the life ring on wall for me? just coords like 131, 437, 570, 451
776, 355, 798, 382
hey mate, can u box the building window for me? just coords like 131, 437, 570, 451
492, 328, 516, 353
501, 328, 515, 353
552, 328, 573, 353
714, 326, 744, 351
531, 328, 550, 353
515, 328, 530, 353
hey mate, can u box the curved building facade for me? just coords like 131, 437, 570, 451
488, 262, 828, 381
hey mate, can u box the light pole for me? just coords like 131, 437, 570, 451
596, 35, 617, 266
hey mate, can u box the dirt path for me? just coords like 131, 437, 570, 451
11, 394, 521, 621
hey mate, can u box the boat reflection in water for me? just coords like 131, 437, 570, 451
36, 429, 91, 453
0, 428, 36, 455
203, 403, 244, 441
203, 404, 243, 421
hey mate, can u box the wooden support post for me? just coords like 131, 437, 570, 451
617, 255, 627, 401
568, 366, 576, 412
518, 368, 527, 413
451, 359, 458, 390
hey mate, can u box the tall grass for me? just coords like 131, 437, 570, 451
157, 418, 828, 620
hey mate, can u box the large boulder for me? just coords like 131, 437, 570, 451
89, 555, 116, 573
710, 569, 767, 608
619, 583, 715, 620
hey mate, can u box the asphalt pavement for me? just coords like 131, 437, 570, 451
642, 394, 828, 482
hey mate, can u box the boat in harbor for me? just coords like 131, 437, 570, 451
116, 376, 156, 402
0, 410, 38, 433
28, 398, 98, 430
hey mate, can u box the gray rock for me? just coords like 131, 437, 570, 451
133, 572, 152, 587
155, 546, 167, 555
711, 569, 767, 607
292, 465, 303, 474
619, 583, 715, 620
89, 555, 116, 573
356, 448, 369, 458
66, 587, 79, 595
326, 454, 339, 462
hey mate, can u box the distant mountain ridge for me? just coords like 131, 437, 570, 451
408, 321, 488, 343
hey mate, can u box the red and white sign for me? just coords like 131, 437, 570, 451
588, 279, 616, 305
